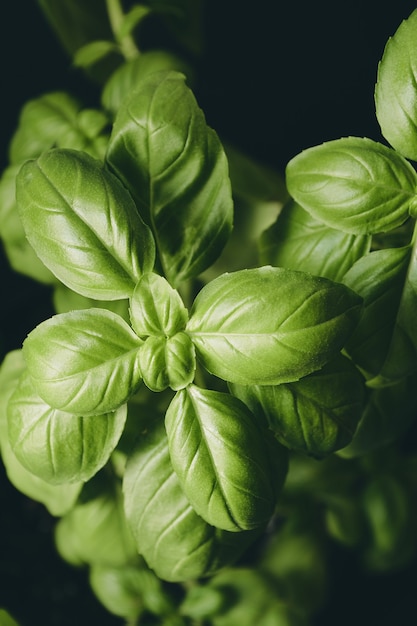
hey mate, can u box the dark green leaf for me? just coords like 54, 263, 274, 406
16, 149, 155, 300
259, 200, 371, 282
230, 355, 364, 457
22, 308, 142, 416
375, 9, 417, 161
123, 421, 259, 581
286, 137, 417, 234
106, 71, 233, 285
165, 386, 278, 531
187, 266, 363, 385
7, 372, 127, 484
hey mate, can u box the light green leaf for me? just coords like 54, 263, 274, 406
123, 421, 259, 582
73, 40, 120, 69
52, 283, 130, 322
187, 266, 363, 385
23, 308, 142, 416
343, 244, 417, 384
55, 472, 137, 567
102, 51, 194, 116
230, 355, 364, 457
7, 372, 127, 484
89, 563, 146, 620
16, 149, 155, 300
9, 92, 109, 163
375, 9, 417, 161
286, 137, 417, 234
165, 386, 277, 531
259, 199, 371, 282
106, 71, 233, 285
118, 5, 152, 40
0, 352, 82, 515
130, 272, 188, 337
139, 333, 196, 392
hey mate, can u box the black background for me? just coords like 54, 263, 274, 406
1, 2, 417, 625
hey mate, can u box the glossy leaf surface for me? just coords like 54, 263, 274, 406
259, 200, 370, 282
165, 386, 277, 531
7, 372, 127, 484
139, 333, 196, 392
23, 308, 142, 415
286, 137, 417, 234
375, 9, 417, 160
187, 266, 363, 385
123, 421, 258, 581
16, 149, 155, 300
230, 355, 364, 457
106, 71, 233, 285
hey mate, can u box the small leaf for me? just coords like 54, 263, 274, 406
130, 272, 188, 337
230, 355, 365, 457
286, 137, 417, 234
139, 333, 196, 392
117, 5, 152, 40
165, 386, 277, 531
89, 564, 146, 620
73, 40, 120, 69
375, 9, 417, 160
187, 266, 363, 385
123, 420, 259, 581
106, 71, 233, 285
7, 372, 127, 484
259, 199, 371, 282
23, 308, 142, 416
16, 149, 155, 300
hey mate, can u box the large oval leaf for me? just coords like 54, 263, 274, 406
7, 372, 127, 484
230, 355, 364, 458
22, 308, 142, 416
16, 149, 155, 300
106, 71, 233, 285
186, 266, 363, 385
123, 421, 259, 582
286, 137, 417, 234
375, 9, 417, 161
165, 386, 277, 531
259, 199, 371, 282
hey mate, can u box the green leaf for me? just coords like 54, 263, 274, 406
106, 71, 233, 285
89, 564, 146, 620
375, 9, 417, 161
52, 283, 130, 323
7, 372, 127, 484
16, 149, 155, 300
102, 51, 194, 116
55, 472, 137, 567
9, 92, 110, 163
23, 308, 142, 416
343, 244, 417, 384
286, 137, 417, 234
145, 0, 204, 57
165, 386, 278, 531
259, 199, 371, 282
130, 272, 188, 337
187, 266, 363, 385
0, 352, 82, 515
123, 420, 259, 581
0, 609, 20, 626
339, 372, 417, 458
230, 355, 364, 457
118, 5, 152, 40
73, 40, 121, 69
139, 333, 196, 391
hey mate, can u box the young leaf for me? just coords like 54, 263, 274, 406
259, 199, 371, 282
286, 137, 417, 234
130, 272, 188, 337
187, 266, 363, 385
139, 333, 196, 392
375, 9, 417, 161
165, 385, 278, 531
16, 149, 155, 300
343, 244, 417, 384
106, 70, 233, 285
7, 372, 127, 484
0, 351, 82, 515
230, 355, 364, 457
22, 308, 142, 416
73, 40, 121, 69
123, 420, 259, 581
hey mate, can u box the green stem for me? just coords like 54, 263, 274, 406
106, 0, 139, 59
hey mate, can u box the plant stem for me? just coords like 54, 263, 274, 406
106, 0, 139, 59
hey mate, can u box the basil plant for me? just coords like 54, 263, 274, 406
1, 2, 417, 625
